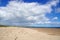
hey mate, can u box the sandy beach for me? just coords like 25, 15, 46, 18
0, 27, 60, 40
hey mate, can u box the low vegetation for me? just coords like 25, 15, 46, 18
0, 25, 9, 27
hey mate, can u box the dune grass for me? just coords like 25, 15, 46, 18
0, 25, 9, 27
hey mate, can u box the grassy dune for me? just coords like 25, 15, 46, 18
0, 25, 8, 27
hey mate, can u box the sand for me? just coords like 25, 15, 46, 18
0, 27, 60, 40
32, 28, 60, 36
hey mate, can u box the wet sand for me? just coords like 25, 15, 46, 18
32, 28, 60, 36
0, 27, 60, 40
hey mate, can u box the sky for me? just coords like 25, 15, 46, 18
0, 0, 60, 27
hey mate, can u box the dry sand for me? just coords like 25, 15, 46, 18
0, 27, 60, 40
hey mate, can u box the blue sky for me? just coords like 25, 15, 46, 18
0, 0, 60, 27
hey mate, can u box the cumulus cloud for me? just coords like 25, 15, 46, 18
55, 8, 60, 13
52, 17, 58, 20
0, 0, 59, 26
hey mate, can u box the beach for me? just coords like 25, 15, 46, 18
0, 27, 60, 40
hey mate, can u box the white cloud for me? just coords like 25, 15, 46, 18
48, 0, 59, 6
52, 17, 58, 20
55, 8, 60, 13
0, 0, 59, 25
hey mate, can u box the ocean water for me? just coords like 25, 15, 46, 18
27, 24, 60, 28
0, 23, 60, 28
